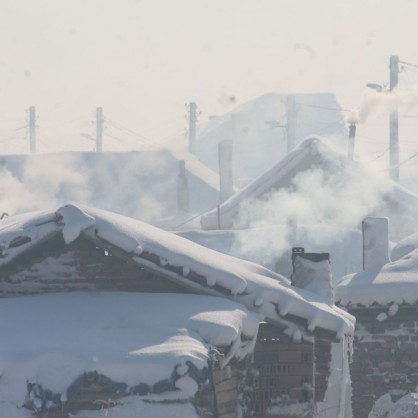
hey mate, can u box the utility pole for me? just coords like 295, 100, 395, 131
177, 160, 189, 213
389, 55, 399, 181
348, 122, 356, 160
188, 102, 197, 155
29, 106, 36, 153
218, 140, 234, 202
285, 95, 298, 153
96, 107, 104, 152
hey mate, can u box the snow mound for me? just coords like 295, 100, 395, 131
369, 392, 418, 418
336, 247, 418, 307
391, 231, 418, 261
0, 292, 257, 413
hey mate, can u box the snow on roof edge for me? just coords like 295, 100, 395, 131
0, 203, 355, 337
200, 137, 343, 229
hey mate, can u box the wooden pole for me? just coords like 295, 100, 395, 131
29, 106, 36, 153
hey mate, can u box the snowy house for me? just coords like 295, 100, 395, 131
200, 137, 418, 242
0, 204, 354, 417
335, 231, 418, 418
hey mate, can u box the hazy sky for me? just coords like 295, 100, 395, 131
1, 0, 418, 162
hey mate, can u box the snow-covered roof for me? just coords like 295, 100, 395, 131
201, 137, 326, 229
0, 203, 354, 338
200, 137, 418, 237
336, 234, 418, 307
391, 231, 418, 261
0, 292, 257, 416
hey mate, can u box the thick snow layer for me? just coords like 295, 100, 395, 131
68, 396, 199, 418
0, 292, 257, 412
0, 204, 355, 337
391, 231, 418, 261
336, 247, 418, 307
368, 392, 418, 418
317, 340, 353, 418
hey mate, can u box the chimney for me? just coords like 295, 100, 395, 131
348, 122, 356, 160
218, 140, 234, 202
291, 247, 333, 304
177, 160, 189, 213
362, 217, 390, 271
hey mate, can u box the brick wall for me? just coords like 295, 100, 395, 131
246, 323, 315, 417
349, 305, 418, 418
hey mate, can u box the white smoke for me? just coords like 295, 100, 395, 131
230, 160, 412, 271
347, 85, 418, 124
0, 152, 170, 223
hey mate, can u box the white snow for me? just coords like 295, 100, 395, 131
368, 392, 418, 418
68, 396, 199, 418
391, 231, 418, 261
56, 204, 95, 243
336, 246, 418, 307
317, 339, 353, 418
0, 292, 257, 413
0, 203, 355, 338
376, 312, 388, 322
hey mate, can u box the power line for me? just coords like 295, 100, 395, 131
379, 150, 418, 171
371, 148, 389, 162
105, 118, 162, 149
400, 60, 418, 69
399, 151, 418, 166
173, 209, 209, 229
104, 130, 154, 150
106, 118, 152, 141
296, 120, 342, 140
295, 102, 351, 113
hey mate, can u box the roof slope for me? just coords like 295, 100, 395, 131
200, 137, 418, 240
0, 203, 354, 338
336, 235, 418, 307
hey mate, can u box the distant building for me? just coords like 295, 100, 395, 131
195, 92, 347, 182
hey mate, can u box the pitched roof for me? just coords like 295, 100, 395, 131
336, 233, 418, 307
0, 203, 354, 338
200, 137, 418, 239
